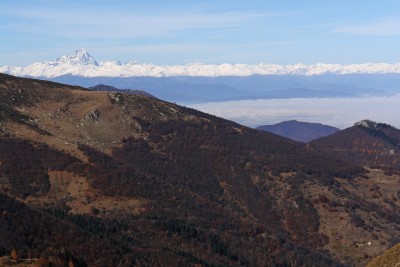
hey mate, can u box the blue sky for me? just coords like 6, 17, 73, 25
2, 0, 400, 66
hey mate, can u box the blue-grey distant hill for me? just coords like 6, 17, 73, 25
46, 73, 400, 103
257, 120, 340, 143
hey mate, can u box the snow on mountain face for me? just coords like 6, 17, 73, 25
55, 48, 99, 66
2, 49, 400, 78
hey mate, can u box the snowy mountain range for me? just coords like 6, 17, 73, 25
3, 49, 400, 78
2, 49, 400, 103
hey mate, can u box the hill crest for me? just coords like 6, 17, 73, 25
257, 120, 339, 143
310, 119, 400, 168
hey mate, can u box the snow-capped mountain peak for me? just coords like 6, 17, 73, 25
55, 48, 98, 66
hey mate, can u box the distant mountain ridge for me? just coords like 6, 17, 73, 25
3, 49, 400, 103
88, 84, 155, 97
3, 49, 400, 78
257, 120, 340, 143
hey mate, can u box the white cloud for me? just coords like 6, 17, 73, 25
1, 6, 263, 39
335, 17, 400, 36
188, 96, 400, 129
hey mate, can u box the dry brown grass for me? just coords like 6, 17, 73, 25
367, 243, 400, 267
300, 169, 400, 266
23, 170, 149, 216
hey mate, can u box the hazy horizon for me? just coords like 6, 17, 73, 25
188, 95, 400, 129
